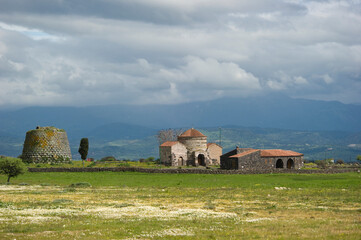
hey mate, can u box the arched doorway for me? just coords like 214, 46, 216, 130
197, 154, 205, 166
276, 159, 283, 168
178, 157, 184, 166
287, 159, 294, 169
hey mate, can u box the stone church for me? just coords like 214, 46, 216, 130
159, 128, 222, 166
221, 147, 304, 170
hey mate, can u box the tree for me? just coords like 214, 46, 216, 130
357, 155, 361, 163
78, 138, 89, 167
157, 129, 184, 145
0, 157, 27, 183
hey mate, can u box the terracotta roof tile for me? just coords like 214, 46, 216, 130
230, 149, 259, 158
178, 128, 206, 137
261, 149, 303, 157
160, 141, 179, 147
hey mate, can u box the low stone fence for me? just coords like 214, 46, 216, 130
27, 167, 360, 174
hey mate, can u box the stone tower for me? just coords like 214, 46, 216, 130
22, 126, 72, 163
178, 128, 210, 166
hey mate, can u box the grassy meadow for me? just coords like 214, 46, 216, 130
0, 172, 360, 239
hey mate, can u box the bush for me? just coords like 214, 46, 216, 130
336, 159, 344, 165
0, 157, 27, 183
87, 162, 96, 167
315, 160, 327, 168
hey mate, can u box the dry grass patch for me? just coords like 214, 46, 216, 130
0, 172, 360, 239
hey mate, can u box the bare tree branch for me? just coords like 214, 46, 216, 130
157, 128, 184, 145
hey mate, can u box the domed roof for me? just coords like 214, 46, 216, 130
178, 128, 206, 138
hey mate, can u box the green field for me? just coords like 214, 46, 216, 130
0, 172, 360, 239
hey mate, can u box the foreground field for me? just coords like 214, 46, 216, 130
0, 172, 360, 239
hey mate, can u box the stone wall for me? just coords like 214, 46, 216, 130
238, 150, 265, 170
178, 136, 207, 162
22, 126, 72, 163
159, 146, 172, 165
220, 149, 237, 169
264, 156, 303, 169
207, 144, 222, 165
159, 143, 188, 166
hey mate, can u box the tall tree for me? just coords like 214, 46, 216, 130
157, 129, 184, 145
78, 138, 89, 167
0, 157, 27, 183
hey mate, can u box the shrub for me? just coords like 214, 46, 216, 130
315, 160, 327, 168
336, 159, 344, 165
87, 162, 96, 168
0, 157, 27, 183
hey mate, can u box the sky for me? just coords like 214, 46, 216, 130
0, 0, 360, 107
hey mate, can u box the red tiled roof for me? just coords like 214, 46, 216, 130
261, 149, 303, 157
178, 128, 206, 138
160, 141, 179, 147
230, 149, 259, 158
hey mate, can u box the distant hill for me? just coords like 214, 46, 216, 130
1, 124, 360, 162
0, 95, 360, 161
1, 95, 361, 136
200, 127, 361, 162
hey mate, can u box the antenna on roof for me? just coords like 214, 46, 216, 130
219, 127, 222, 147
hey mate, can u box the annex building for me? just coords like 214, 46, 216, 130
159, 128, 222, 166
221, 147, 304, 170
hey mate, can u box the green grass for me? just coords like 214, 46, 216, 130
1, 171, 360, 189
0, 172, 360, 239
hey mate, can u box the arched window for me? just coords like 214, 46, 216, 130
276, 159, 283, 168
287, 159, 294, 169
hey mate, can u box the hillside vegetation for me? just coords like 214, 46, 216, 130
1, 126, 360, 161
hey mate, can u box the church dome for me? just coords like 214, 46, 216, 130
178, 128, 206, 138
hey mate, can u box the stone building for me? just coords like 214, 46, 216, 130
21, 126, 72, 163
159, 128, 222, 166
221, 147, 303, 170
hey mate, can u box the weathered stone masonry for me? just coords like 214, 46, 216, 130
221, 147, 303, 170
21, 126, 72, 163
159, 128, 222, 167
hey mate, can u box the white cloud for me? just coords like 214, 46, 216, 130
0, 0, 360, 106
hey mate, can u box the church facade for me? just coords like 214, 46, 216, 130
159, 128, 222, 166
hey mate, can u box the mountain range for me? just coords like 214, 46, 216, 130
0, 95, 360, 161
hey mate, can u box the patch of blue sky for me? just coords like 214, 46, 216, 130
0, 22, 64, 41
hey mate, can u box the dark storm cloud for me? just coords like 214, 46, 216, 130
0, 0, 307, 25
0, 0, 360, 107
